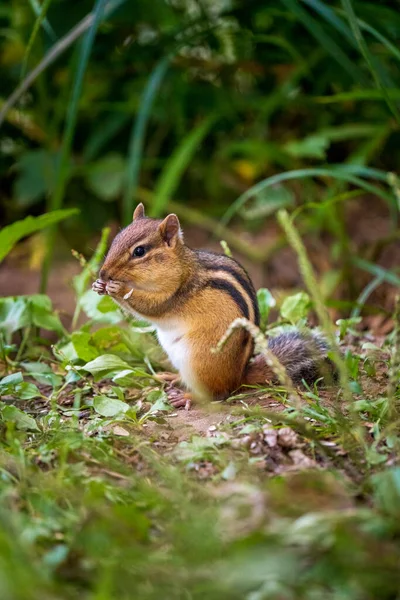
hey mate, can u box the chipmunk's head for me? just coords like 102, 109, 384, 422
100, 204, 188, 292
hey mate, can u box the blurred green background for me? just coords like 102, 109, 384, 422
1, 0, 400, 312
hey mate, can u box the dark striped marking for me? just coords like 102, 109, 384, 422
205, 263, 260, 325
206, 279, 249, 319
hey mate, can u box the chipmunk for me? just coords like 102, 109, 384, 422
92, 203, 333, 408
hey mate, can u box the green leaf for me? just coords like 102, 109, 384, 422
82, 354, 133, 376
15, 382, 42, 400
28, 295, 65, 335
240, 185, 294, 220
1, 405, 39, 431
112, 368, 154, 386
0, 372, 41, 400
21, 362, 63, 388
284, 134, 329, 159
13, 150, 59, 207
93, 395, 130, 417
70, 332, 101, 362
0, 209, 79, 263
280, 292, 311, 323
257, 288, 276, 329
79, 290, 124, 324
86, 153, 125, 201
0, 297, 29, 341
0, 372, 24, 386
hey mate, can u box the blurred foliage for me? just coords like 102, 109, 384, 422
1, 0, 400, 245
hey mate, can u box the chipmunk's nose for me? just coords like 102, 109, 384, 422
99, 268, 109, 281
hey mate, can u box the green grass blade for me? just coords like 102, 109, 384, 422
150, 115, 217, 217
0, 0, 127, 128
0, 209, 78, 263
221, 166, 396, 226
27, 0, 56, 42
281, 0, 367, 84
21, 0, 55, 80
315, 90, 400, 103
302, 0, 355, 44
304, 0, 398, 84
355, 18, 400, 64
341, 0, 400, 123
352, 257, 400, 288
122, 56, 171, 226
40, 0, 108, 292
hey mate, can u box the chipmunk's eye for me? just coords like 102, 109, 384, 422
132, 246, 146, 258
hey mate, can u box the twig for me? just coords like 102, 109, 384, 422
212, 317, 302, 409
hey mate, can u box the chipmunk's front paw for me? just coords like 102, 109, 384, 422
105, 280, 125, 297
92, 279, 107, 295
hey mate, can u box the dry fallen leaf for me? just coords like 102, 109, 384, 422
113, 426, 130, 437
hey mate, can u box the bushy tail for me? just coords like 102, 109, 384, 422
244, 329, 336, 387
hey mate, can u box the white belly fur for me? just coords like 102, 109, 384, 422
156, 322, 197, 392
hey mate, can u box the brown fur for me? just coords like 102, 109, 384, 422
97, 204, 333, 400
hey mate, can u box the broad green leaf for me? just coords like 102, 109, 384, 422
79, 290, 124, 324
280, 292, 311, 323
13, 150, 59, 207
82, 354, 132, 376
86, 153, 125, 201
0, 209, 78, 263
28, 295, 65, 335
21, 362, 63, 387
0, 372, 24, 386
141, 390, 171, 419
15, 382, 42, 400
240, 185, 294, 220
0, 372, 42, 399
70, 331, 100, 362
93, 395, 130, 417
1, 405, 39, 431
284, 134, 329, 159
112, 368, 154, 386
0, 297, 30, 341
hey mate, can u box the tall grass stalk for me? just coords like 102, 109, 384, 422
387, 295, 400, 420
277, 210, 367, 449
213, 317, 303, 410
40, 0, 108, 292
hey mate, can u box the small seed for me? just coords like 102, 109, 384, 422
124, 288, 134, 300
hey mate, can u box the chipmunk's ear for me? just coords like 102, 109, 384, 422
159, 214, 183, 247
132, 203, 145, 220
